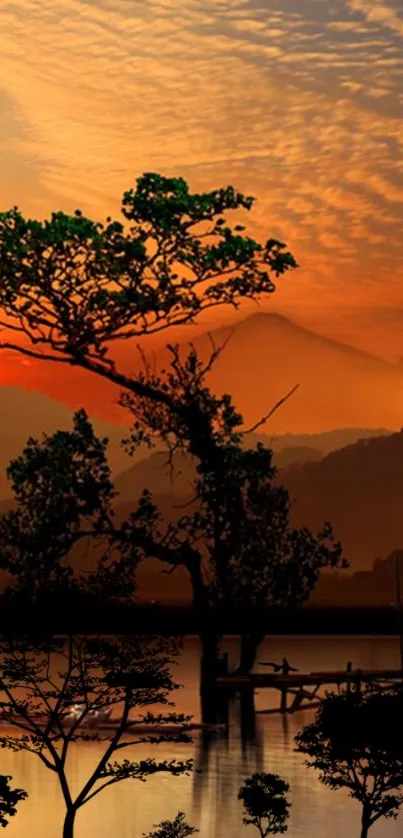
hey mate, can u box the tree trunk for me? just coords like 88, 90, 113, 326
199, 630, 220, 724
239, 688, 256, 741
185, 560, 222, 723
200, 631, 219, 680
235, 631, 265, 674
63, 807, 77, 838
360, 807, 371, 838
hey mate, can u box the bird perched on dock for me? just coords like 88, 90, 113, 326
259, 657, 298, 675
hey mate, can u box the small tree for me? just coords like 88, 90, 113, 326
0, 633, 193, 838
143, 811, 199, 838
142, 772, 291, 838
295, 687, 403, 838
0, 775, 27, 828
0, 406, 166, 610
238, 772, 291, 836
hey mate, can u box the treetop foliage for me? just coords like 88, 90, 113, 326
0, 172, 297, 378
238, 772, 291, 836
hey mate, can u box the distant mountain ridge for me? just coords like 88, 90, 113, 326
0, 309, 400, 496
112, 427, 393, 504
280, 429, 403, 573
251, 427, 393, 454
155, 312, 403, 433
0, 379, 392, 504
215, 313, 396, 367
110, 427, 403, 602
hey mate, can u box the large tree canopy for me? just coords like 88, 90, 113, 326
0, 172, 297, 411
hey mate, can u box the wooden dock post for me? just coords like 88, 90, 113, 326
215, 668, 403, 716
395, 551, 403, 679
346, 660, 352, 694
280, 686, 287, 714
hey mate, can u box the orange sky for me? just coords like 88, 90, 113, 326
1, 0, 403, 423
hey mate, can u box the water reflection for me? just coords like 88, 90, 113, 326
1, 635, 403, 837
189, 635, 403, 838
192, 691, 265, 833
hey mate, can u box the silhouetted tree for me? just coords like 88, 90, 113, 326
0, 408, 159, 608
295, 687, 403, 838
0, 173, 345, 681
0, 775, 27, 828
142, 770, 291, 838
0, 633, 192, 838
0, 418, 194, 836
118, 344, 346, 675
143, 812, 199, 838
238, 772, 291, 836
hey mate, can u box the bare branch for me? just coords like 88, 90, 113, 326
242, 384, 299, 435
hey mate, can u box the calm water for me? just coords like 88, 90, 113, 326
1, 635, 402, 838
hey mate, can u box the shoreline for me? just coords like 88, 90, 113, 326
0, 717, 226, 734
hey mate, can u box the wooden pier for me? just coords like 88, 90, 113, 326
215, 667, 403, 714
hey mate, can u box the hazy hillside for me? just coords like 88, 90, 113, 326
261, 427, 392, 454
154, 313, 403, 432
1, 428, 401, 605
110, 428, 403, 602
280, 430, 403, 572
103, 428, 403, 603
1, 311, 398, 499
273, 446, 323, 469
0, 387, 151, 497
311, 551, 403, 607
112, 427, 393, 504
112, 445, 324, 501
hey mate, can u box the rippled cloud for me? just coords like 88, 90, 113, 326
0, 0, 402, 358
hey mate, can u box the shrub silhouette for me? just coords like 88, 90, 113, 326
142, 812, 199, 838
238, 772, 291, 836
0, 775, 27, 828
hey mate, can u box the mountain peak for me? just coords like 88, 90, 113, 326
240, 312, 293, 325
175, 311, 403, 433
231, 311, 394, 368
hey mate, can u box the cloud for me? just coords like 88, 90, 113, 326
347, 0, 403, 37
0, 0, 402, 364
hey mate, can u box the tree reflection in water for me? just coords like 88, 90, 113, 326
191, 692, 264, 834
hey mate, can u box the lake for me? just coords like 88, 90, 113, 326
1, 634, 402, 837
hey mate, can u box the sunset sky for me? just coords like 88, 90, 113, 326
1, 0, 403, 422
